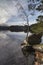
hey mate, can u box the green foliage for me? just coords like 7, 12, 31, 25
41, 0, 43, 3
30, 22, 43, 34
36, 0, 43, 11
30, 15, 43, 34
36, 15, 43, 22
28, 33, 42, 45
36, 4, 43, 11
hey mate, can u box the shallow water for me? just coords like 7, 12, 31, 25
0, 31, 43, 65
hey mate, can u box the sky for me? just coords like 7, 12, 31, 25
0, 0, 43, 25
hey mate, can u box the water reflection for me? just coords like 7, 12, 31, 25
21, 45, 35, 65
0, 32, 7, 39
0, 31, 43, 65
21, 32, 43, 65
0, 31, 27, 65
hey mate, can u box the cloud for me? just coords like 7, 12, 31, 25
0, 0, 43, 25
0, 7, 9, 24
0, 0, 18, 24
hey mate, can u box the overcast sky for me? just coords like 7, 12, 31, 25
0, 0, 43, 25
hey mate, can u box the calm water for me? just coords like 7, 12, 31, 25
0, 31, 43, 65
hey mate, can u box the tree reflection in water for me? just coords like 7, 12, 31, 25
21, 45, 35, 65
21, 32, 43, 65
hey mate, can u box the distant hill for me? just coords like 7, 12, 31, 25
0, 26, 9, 31
0, 22, 43, 34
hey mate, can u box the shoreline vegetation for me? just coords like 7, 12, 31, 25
0, 22, 43, 34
